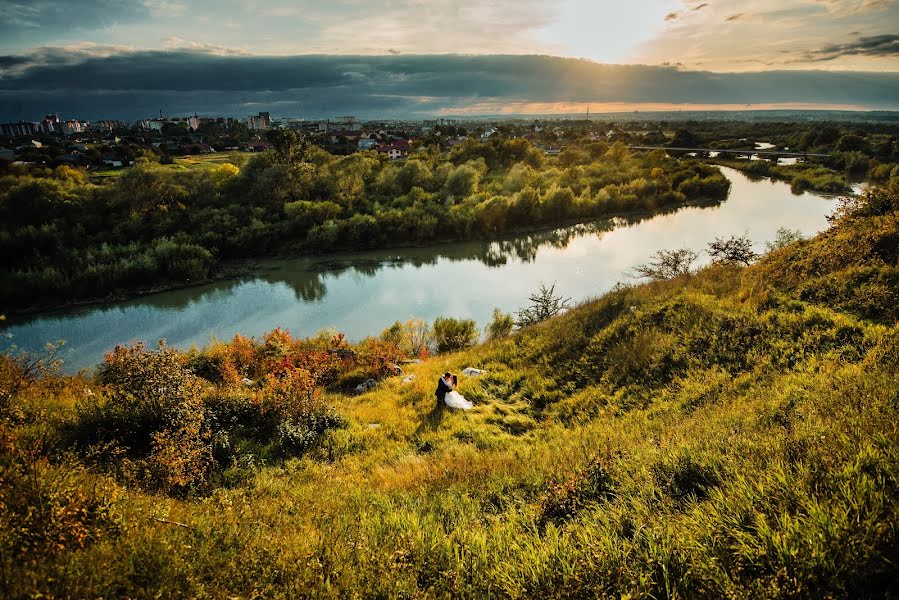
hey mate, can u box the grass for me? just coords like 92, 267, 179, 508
89, 151, 249, 182
1, 186, 897, 598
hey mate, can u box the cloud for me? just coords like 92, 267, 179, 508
805, 34, 899, 61
815, 0, 895, 16
725, 13, 746, 21
0, 51, 896, 120
692, 3, 709, 10
0, 0, 149, 42
665, 12, 679, 20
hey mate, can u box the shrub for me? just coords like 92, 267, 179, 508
486, 308, 515, 340
538, 456, 616, 526
78, 342, 212, 494
652, 451, 720, 503
515, 283, 571, 327
766, 227, 804, 252
432, 317, 480, 353
633, 248, 698, 280
707, 235, 758, 265
260, 367, 343, 457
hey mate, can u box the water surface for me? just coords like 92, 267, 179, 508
2, 167, 839, 372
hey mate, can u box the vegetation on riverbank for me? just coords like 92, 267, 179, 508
710, 158, 852, 194
2, 183, 897, 597
0, 138, 730, 312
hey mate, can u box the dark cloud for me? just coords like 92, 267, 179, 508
0, 1, 149, 43
0, 51, 896, 119
725, 13, 746, 21
665, 12, 679, 21
693, 3, 709, 10
806, 34, 899, 61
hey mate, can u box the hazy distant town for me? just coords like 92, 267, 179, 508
3, 108, 899, 171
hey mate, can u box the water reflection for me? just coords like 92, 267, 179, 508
2, 168, 836, 373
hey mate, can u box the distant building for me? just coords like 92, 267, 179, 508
248, 112, 271, 130
0, 147, 15, 160
42, 114, 60, 133
62, 120, 85, 135
1, 121, 44, 137
357, 138, 377, 151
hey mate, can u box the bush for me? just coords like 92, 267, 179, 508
538, 456, 616, 526
652, 451, 720, 503
77, 342, 212, 494
515, 283, 571, 327
633, 248, 698, 280
432, 317, 480, 353
486, 308, 515, 340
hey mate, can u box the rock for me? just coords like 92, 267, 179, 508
401, 374, 416, 384
242, 378, 254, 386
367, 423, 381, 429
388, 363, 403, 376
462, 367, 485, 376
354, 378, 378, 394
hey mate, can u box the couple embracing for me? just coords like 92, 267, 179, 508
435, 371, 473, 410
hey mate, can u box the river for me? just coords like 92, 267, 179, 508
2, 167, 842, 372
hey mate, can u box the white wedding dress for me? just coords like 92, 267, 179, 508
444, 388, 473, 410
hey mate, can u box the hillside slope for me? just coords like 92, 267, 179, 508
1, 185, 898, 598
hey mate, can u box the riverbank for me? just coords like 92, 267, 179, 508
709, 158, 852, 194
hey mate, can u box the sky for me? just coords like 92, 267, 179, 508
0, 0, 898, 119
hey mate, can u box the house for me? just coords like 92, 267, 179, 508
357, 138, 377, 151
246, 141, 272, 152
376, 139, 410, 160
101, 156, 123, 168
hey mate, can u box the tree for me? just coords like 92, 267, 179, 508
765, 228, 805, 252
633, 248, 698, 280
432, 317, 480, 353
707, 235, 758, 265
266, 130, 306, 168
444, 164, 479, 197
486, 308, 515, 340
516, 283, 571, 328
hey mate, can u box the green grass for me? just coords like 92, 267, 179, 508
89, 151, 249, 182
1, 186, 898, 598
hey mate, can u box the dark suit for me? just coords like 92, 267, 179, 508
435, 377, 453, 405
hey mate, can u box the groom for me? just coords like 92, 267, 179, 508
435, 371, 453, 406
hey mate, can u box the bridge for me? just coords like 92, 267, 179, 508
627, 146, 830, 159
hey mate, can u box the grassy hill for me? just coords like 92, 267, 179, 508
1, 185, 898, 598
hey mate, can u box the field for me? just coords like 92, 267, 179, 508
89, 150, 250, 181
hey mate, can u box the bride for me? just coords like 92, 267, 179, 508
441, 372, 473, 410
